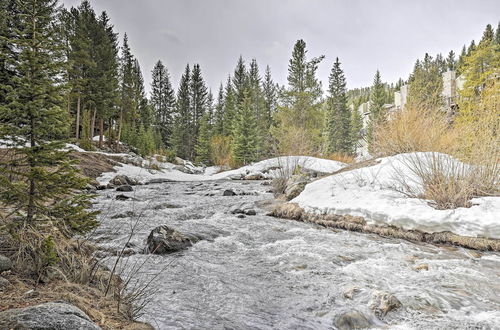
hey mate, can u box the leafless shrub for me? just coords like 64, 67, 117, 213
391, 152, 499, 209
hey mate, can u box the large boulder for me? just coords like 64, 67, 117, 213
369, 290, 402, 316
0, 301, 101, 329
334, 311, 374, 330
0, 255, 12, 273
109, 175, 139, 187
284, 174, 310, 200
147, 226, 199, 254
116, 185, 133, 192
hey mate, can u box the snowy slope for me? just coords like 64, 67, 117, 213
291, 152, 500, 239
97, 156, 346, 185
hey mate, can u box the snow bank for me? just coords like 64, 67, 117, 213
97, 155, 346, 185
292, 152, 500, 239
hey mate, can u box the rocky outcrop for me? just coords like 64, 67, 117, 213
368, 290, 402, 316
147, 226, 200, 254
0, 301, 101, 330
0, 255, 12, 273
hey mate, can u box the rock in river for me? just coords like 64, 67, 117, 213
0, 301, 101, 330
369, 290, 402, 316
147, 226, 199, 254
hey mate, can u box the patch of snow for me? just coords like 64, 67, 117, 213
97, 155, 346, 185
64, 143, 86, 152
92, 135, 106, 142
292, 152, 500, 239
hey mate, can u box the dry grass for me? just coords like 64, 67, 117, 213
391, 153, 499, 209
372, 105, 458, 156
323, 152, 356, 164
373, 104, 499, 209
270, 203, 500, 251
210, 135, 235, 168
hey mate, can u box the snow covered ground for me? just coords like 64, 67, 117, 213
97, 155, 346, 185
292, 152, 500, 239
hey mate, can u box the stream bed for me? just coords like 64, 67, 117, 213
91, 180, 500, 329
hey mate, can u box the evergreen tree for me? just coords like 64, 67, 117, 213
189, 63, 208, 158
150, 60, 175, 147
213, 84, 225, 135
407, 54, 443, 110
457, 45, 467, 74
232, 92, 258, 165
325, 58, 351, 154
446, 50, 456, 71
195, 113, 212, 164
117, 34, 135, 144
262, 65, 277, 129
367, 70, 386, 143
480, 24, 494, 45
495, 22, 500, 45
0, 0, 95, 231
272, 39, 324, 155
467, 40, 476, 55
222, 75, 237, 135
172, 64, 191, 158
233, 56, 247, 106
350, 105, 363, 152
0, 0, 19, 107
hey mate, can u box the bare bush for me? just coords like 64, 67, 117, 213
272, 156, 308, 195
372, 105, 458, 156
391, 152, 499, 209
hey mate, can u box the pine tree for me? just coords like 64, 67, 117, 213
325, 58, 351, 154
213, 84, 225, 135
480, 24, 494, 45
446, 50, 456, 71
195, 113, 212, 164
495, 22, 500, 45
172, 64, 191, 158
117, 33, 135, 145
467, 40, 476, 55
233, 56, 247, 106
457, 45, 467, 74
350, 105, 363, 152
223, 75, 236, 135
0, 0, 19, 106
407, 54, 443, 110
367, 70, 386, 143
262, 65, 277, 129
189, 63, 208, 158
272, 39, 324, 155
150, 60, 175, 147
0, 0, 96, 231
232, 92, 258, 165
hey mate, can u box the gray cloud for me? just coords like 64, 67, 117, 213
61, 0, 499, 95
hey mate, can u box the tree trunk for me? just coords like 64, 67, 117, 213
107, 118, 113, 148
27, 116, 35, 222
75, 96, 81, 140
99, 118, 104, 148
117, 109, 123, 151
90, 108, 96, 143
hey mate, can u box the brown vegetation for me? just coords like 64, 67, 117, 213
270, 203, 500, 251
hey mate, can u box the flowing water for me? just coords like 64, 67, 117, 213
92, 180, 500, 330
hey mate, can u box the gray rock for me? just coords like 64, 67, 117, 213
116, 185, 133, 192
147, 226, 199, 254
116, 194, 131, 201
110, 211, 136, 219
334, 311, 373, 330
243, 173, 264, 180
244, 209, 256, 216
109, 175, 139, 187
223, 189, 237, 196
0, 255, 12, 273
369, 290, 402, 316
0, 301, 101, 330
0, 276, 10, 289
284, 174, 310, 200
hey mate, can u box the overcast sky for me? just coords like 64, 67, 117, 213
61, 0, 499, 95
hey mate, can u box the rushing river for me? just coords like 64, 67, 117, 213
92, 180, 500, 330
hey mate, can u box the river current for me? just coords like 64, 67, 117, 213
91, 180, 500, 330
